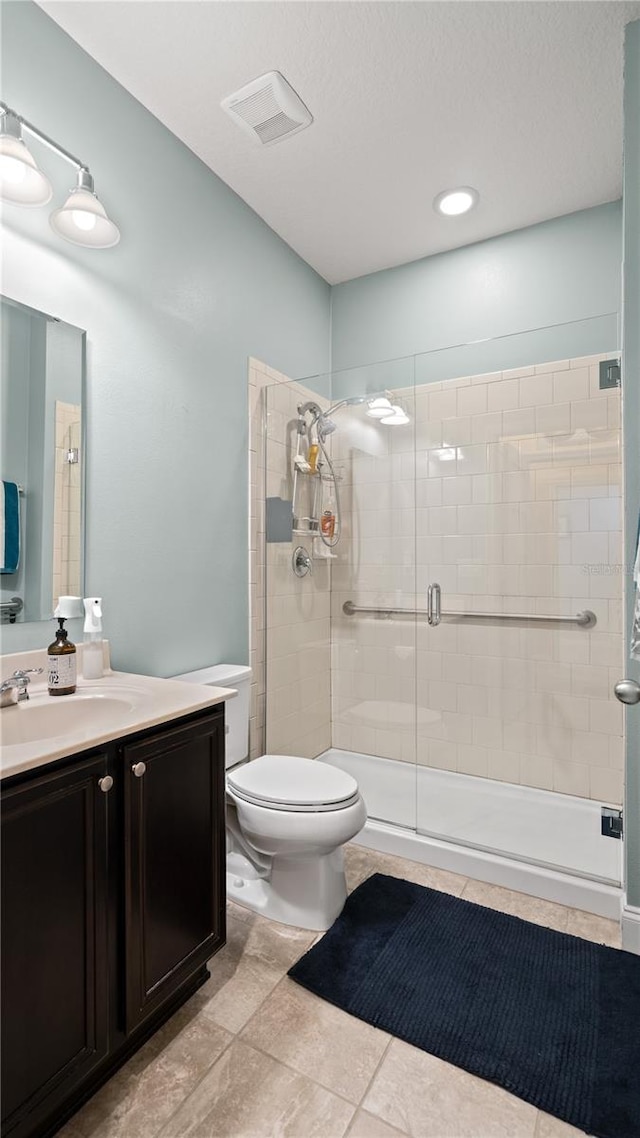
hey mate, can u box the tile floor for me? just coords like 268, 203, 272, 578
60, 844, 621, 1138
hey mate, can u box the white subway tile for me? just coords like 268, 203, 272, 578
472, 412, 503, 444
553, 762, 590, 797
571, 663, 611, 699
589, 496, 621, 532
457, 444, 488, 475
554, 498, 589, 533
478, 371, 505, 385
502, 407, 536, 438
488, 379, 520, 412
536, 402, 571, 436
607, 395, 621, 429
571, 464, 609, 499
441, 416, 471, 446
589, 767, 623, 804
442, 475, 472, 506
519, 374, 553, 406
429, 389, 458, 420
570, 399, 608, 432
457, 745, 489, 777
535, 358, 571, 374
457, 385, 487, 416
590, 429, 620, 465
472, 473, 503, 503
553, 367, 589, 403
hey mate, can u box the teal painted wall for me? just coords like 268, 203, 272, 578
331, 203, 622, 375
0, 1, 331, 673
623, 20, 640, 911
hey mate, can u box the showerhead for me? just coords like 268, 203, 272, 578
317, 414, 337, 440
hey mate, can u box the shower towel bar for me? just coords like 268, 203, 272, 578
342, 599, 597, 628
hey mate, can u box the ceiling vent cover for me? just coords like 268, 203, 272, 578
221, 71, 313, 146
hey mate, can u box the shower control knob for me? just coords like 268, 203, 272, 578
610, 678, 637, 705
614, 679, 640, 705
132, 761, 146, 778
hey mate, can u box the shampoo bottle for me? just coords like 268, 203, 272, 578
82, 597, 104, 680
48, 618, 77, 696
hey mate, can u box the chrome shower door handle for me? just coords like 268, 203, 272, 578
614, 679, 640, 705
427, 583, 441, 627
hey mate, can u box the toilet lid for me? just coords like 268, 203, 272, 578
227, 755, 360, 812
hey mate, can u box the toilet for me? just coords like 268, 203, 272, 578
172, 664, 367, 930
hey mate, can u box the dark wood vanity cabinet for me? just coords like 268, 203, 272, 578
123, 715, 226, 1033
1, 753, 110, 1134
1, 707, 226, 1138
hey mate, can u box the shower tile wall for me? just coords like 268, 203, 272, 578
249, 359, 332, 761
331, 354, 624, 805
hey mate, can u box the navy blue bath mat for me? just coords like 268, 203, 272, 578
288, 874, 640, 1138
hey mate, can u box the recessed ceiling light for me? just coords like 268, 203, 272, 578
433, 187, 479, 217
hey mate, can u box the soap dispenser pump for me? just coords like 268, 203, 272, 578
82, 597, 104, 680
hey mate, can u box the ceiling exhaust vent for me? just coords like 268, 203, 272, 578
221, 71, 313, 147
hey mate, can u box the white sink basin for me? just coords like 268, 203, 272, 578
1, 691, 141, 747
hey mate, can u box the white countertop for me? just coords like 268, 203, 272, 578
0, 647, 235, 780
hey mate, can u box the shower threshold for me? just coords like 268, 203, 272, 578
319, 748, 623, 920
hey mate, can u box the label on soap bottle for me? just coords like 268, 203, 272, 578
48, 653, 76, 690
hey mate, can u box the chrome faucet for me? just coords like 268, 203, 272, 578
0, 668, 44, 707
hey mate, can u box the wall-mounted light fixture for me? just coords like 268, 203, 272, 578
0, 102, 120, 249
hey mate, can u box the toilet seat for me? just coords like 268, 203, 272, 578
227, 754, 360, 812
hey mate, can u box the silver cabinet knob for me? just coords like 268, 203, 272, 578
132, 761, 146, 778
614, 679, 640, 705
98, 775, 113, 793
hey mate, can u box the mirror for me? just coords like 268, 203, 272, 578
0, 296, 85, 626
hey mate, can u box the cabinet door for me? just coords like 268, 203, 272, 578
1, 754, 110, 1136
123, 713, 225, 1033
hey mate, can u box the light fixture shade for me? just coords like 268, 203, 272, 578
50, 185, 120, 248
366, 396, 393, 418
380, 405, 410, 426
0, 133, 53, 206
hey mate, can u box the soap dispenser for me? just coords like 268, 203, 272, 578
82, 597, 104, 680
48, 597, 80, 696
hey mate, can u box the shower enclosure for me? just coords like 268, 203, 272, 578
258, 317, 624, 918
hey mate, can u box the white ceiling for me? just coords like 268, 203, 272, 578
38, 0, 640, 284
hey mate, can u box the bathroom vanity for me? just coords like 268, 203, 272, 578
0, 652, 233, 1138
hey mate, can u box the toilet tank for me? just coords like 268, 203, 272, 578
172, 664, 252, 769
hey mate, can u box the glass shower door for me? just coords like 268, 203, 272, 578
320, 357, 419, 832
412, 323, 624, 886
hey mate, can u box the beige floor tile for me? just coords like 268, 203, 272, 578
536, 1110, 587, 1136
240, 976, 390, 1102
348, 1108, 409, 1136
56, 1122, 86, 1138
197, 911, 315, 1033
564, 908, 622, 948
156, 1038, 355, 1137
66, 1004, 231, 1137
363, 1039, 538, 1138
345, 844, 468, 898
460, 879, 570, 932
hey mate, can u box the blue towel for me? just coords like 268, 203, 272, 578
1, 481, 20, 574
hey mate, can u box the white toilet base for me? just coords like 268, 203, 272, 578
226, 847, 348, 931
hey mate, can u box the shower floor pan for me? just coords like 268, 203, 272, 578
319, 748, 623, 920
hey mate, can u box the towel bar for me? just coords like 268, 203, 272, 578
0, 597, 24, 623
